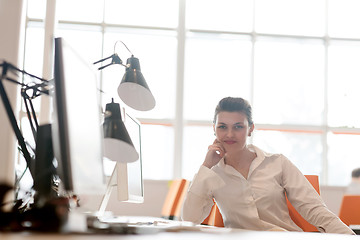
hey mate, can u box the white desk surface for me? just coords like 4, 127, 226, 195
1, 228, 358, 240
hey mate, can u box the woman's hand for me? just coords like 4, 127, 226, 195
202, 139, 226, 169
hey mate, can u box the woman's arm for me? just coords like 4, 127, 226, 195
182, 139, 226, 223
282, 156, 354, 234
181, 165, 225, 224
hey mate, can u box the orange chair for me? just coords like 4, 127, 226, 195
202, 175, 320, 230
161, 179, 190, 220
201, 199, 224, 227
338, 195, 360, 226
286, 175, 320, 232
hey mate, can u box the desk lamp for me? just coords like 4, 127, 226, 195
103, 98, 139, 163
93, 40, 155, 111
94, 41, 155, 163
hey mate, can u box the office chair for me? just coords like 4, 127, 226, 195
201, 199, 224, 227
286, 175, 320, 232
338, 195, 360, 226
202, 175, 321, 229
161, 179, 190, 220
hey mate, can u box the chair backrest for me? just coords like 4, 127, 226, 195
286, 175, 320, 232
203, 175, 320, 229
161, 179, 190, 220
338, 195, 360, 226
201, 199, 224, 227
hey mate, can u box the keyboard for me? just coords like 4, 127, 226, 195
65, 211, 229, 235
88, 215, 197, 234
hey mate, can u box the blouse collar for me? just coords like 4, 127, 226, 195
218, 144, 266, 179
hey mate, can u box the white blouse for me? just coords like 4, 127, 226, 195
181, 145, 354, 234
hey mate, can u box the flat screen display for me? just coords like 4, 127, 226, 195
52, 37, 106, 195
117, 110, 144, 203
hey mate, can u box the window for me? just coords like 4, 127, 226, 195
22, 0, 360, 186
328, 41, 360, 128
255, 0, 326, 36
253, 37, 325, 126
184, 33, 252, 120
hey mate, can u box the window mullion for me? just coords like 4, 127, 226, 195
173, 0, 186, 179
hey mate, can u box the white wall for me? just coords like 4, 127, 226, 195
320, 185, 347, 216
77, 179, 346, 219
0, 0, 25, 189
78, 179, 169, 218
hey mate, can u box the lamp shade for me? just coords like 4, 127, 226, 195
118, 56, 156, 111
103, 99, 139, 163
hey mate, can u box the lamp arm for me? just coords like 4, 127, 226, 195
94, 40, 135, 71
1, 61, 48, 83
4, 77, 27, 87
93, 53, 126, 70
93, 55, 113, 65
114, 40, 133, 56
22, 89, 38, 141
0, 61, 52, 179
0, 64, 35, 178
97, 62, 115, 71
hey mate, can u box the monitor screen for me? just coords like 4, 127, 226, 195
52, 37, 106, 195
117, 110, 144, 203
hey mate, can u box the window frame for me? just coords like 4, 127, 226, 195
21, 0, 360, 186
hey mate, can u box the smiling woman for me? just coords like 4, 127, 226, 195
201, 98, 256, 179
181, 97, 354, 235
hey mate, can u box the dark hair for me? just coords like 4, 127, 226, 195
352, 168, 360, 178
213, 97, 253, 126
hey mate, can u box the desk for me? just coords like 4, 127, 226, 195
1, 229, 358, 240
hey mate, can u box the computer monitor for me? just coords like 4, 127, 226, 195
99, 109, 144, 214
52, 37, 106, 195
118, 110, 144, 202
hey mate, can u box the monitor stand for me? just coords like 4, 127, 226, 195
98, 162, 129, 216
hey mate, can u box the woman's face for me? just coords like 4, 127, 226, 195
213, 111, 253, 153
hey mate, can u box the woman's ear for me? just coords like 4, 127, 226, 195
213, 124, 216, 136
248, 124, 255, 137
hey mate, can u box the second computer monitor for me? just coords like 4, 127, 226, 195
116, 110, 144, 203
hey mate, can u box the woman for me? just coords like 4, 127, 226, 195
181, 97, 354, 234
